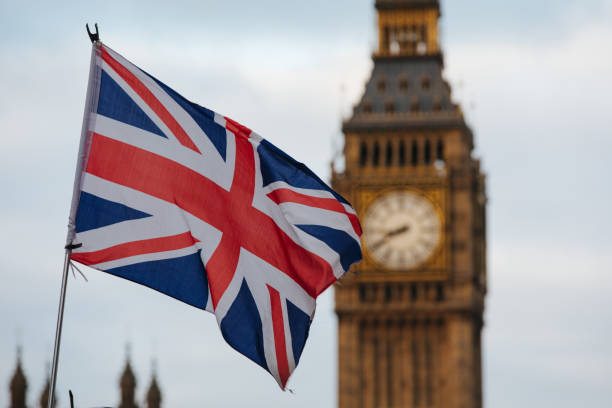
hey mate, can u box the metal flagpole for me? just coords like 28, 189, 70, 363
47, 24, 100, 408
47, 247, 74, 408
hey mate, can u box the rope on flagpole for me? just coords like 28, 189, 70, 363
69, 261, 88, 282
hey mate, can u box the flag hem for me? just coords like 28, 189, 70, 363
66, 42, 102, 246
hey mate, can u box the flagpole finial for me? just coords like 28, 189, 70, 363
85, 23, 99, 43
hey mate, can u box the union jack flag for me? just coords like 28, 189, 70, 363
66, 42, 362, 388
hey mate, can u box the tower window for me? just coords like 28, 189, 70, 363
377, 79, 387, 93
417, 25, 428, 54
399, 78, 409, 92
398, 26, 408, 52
383, 26, 390, 53
410, 284, 418, 301
399, 140, 406, 166
407, 25, 419, 53
359, 285, 367, 302
436, 140, 444, 161
411, 140, 419, 166
388, 26, 400, 54
385, 141, 393, 167
424, 140, 432, 165
359, 141, 368, 167
435, 283, 444, 302
362, 102, 373, 114
372, 142, 380, 166
384, 22, 429, 56
384, 285, 392, 303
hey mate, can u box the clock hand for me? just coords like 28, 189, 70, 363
369, 225, 410, 251
387, 224, 410, 237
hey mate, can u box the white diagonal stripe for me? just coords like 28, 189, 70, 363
100, 61, 182, 148
103, 44, 234, 189
93, 114, 230, 188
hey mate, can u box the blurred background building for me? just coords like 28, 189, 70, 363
7, 348, 161, 408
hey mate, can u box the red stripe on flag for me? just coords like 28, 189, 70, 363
71, 232, 198, 265
100, 46, 201, 154
205, 234, 240, 309
85, 133, 336, 300
267, 188, 362, 236
205, 134, 256, 309
224, 116, 252, 139
267, 285, 290, 389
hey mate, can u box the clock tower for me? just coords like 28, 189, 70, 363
332, 1, 487, 407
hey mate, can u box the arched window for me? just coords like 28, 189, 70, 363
359, 285, 367, 302
399, 140, 406, 166
372, 142, 380, 167
384, 285, 392, 303
436, 140, 444, 161
424, 140, 432, 165
359, 141, 368, 167
385, 141, 393, 167
410, 284, 418, 302
435, 283, 444, 302
411, 140, 419, 166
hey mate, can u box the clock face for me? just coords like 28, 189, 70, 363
363, 191, 441, 269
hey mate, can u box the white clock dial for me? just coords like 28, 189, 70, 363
363, 191, 441, 269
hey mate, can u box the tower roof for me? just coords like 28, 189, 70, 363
9, 350, 27, 408
145, 375, 161, 408
118, 358, 138, 408
145, 358, 161, 408
345, 0, 468, 134
120, 360, 136, 389
343, 57, 466, 133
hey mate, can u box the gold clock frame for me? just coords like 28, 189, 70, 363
355, 181, 450, 282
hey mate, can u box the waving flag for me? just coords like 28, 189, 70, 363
66, 42, 362, 388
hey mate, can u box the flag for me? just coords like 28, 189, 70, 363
66, 42, 362, 388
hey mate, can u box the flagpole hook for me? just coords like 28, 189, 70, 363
86, 23, 99, 43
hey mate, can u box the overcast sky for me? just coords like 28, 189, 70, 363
1, 0, 611, 407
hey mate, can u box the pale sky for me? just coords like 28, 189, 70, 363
1, 0, 611, 407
